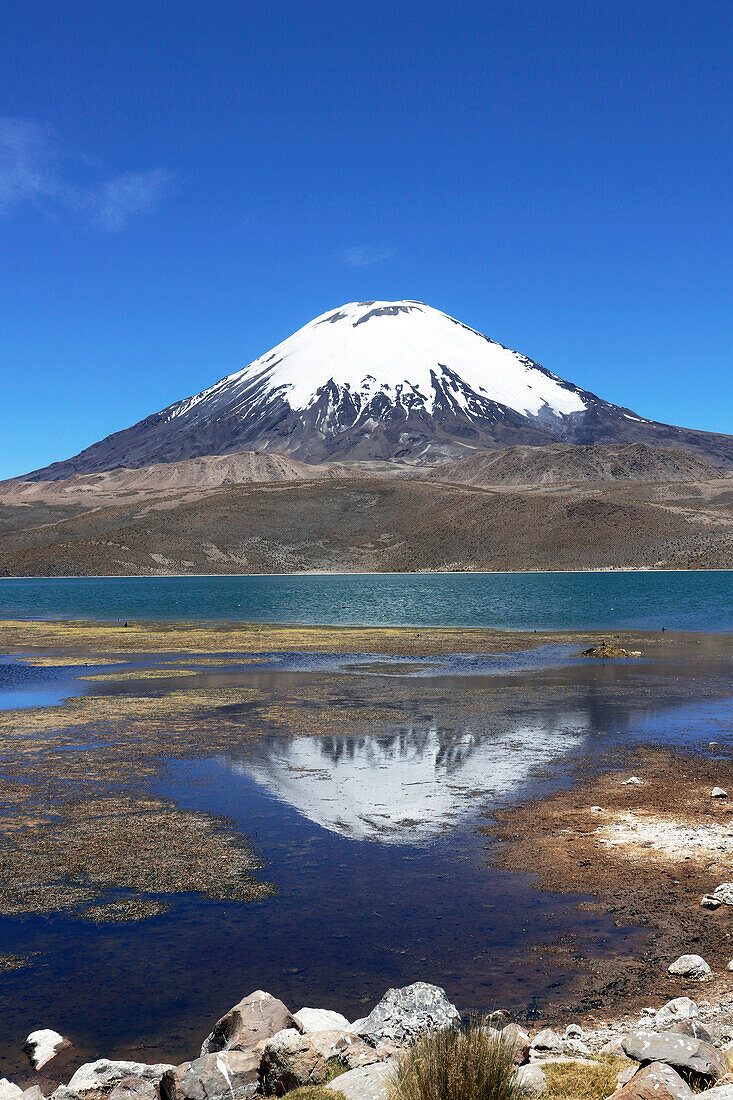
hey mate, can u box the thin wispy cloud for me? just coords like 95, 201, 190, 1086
342, 245, 395, 268
0, 117, 171, 231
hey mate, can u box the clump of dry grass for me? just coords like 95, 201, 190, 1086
390, 1023, 521, 1100
543, 1056, 629, 1099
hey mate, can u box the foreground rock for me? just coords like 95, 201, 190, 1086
24, 1030, 72, 1071
620, 1031, 727, 1082
161, 1052, 259, 1100
306, 1032, 396, 1069
667, 955, 712, 980
201, 991, 298, 1055
108, 1080, 158, 1100
654, 998, 699, 1031
0, 1082, 23, 1100
512, 1064, 546, 1096
294, 1008, 351, 1033
63, 1060, 175, 1100
529, 1029, 563, 1060
259, 1030, 326, 1095
610, 1061, 694, 1099
354, 982, 460, 1045
325, 1063, 395, 1100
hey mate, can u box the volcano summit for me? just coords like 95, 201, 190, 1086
28, 300, 733, 476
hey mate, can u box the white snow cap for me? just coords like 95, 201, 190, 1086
176, 300, 586, 421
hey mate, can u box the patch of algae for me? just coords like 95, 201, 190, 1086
0, 618, 561, 660
0, 794, 272, 918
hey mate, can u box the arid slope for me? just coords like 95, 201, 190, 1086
0, 472, 731, 574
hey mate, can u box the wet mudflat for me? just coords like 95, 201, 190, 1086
0, 625, 730, 1078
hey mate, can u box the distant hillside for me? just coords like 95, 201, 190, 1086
0, 450, 341, 500
426, 443, 724, 488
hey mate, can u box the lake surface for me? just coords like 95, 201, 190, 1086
1, 570, 732, 630
0, 641, 731, 1069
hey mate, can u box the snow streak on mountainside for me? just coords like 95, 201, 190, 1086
27, 300, 733, 478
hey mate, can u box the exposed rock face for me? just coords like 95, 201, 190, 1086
293, 1008, 352, 1033
258, 1029, 326, 1096
24, 1029, 72, 1071
200, 991, 298, 1056
620, 1031, 726, 1081
324, 1062, 395, 1100
355, 982, 460, 1045
610, 1061, 694, 1099
667, 955, 712, 980
161, 1052, 260, 1100
66, 1061, 175, 1100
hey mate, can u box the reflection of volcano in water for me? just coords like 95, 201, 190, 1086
222, 714, 590, 843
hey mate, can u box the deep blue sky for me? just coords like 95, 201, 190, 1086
1, 0, 731, 478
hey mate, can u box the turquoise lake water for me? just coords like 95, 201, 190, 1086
0, 571, 731, 629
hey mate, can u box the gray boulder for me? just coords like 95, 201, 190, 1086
325, 1063, 395, 1100
611, 1061, 694, 1098
513, 1064, 546, 1096
22, 1089, 45, 1100
497, 1024, 530, 1066
713, 884, 733, 905
697, 1088, 733, 1098
655, 998, 699, 1031
160, 1052, 259, 1100
529, 1029, 563, 1060
66, 1062, 174, 1100
486, 1010, 513, 1031
201, 991, 298, 1055
667, 955, 712, 980
355, 983, 460, 1045
621, 1031, 726, 1081
259, 1029, 326, 1095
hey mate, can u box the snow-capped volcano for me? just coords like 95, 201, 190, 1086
183, 299, 588, 424
28, 300, 733, 477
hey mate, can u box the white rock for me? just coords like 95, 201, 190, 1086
668, 955, 712, 980
562, 1025, 583, 1040
513, 1063, 547, 1096
702, 895, 723, 910
294, 1008, 352, 1033
712, 788, 728, 799
713, 883, 733, 905
0, 1082, 23, 1100
529, 1029, 563, 1060
590, 806, 603, 813
655, 997, 699, 1030
24, 1030, 70, 1072
727, 960, 733, 972
623, 777, 643, 785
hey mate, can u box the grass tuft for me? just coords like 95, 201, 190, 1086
544, 1056, 629, 1099
390, 1022, 521, 1100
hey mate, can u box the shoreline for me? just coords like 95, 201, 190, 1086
2, 566, 733, 579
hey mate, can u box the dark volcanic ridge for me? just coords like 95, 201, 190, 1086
21, 300, 733, 478
427, 443, 725, 488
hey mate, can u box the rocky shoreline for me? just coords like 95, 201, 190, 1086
6, 976, 733, 1100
